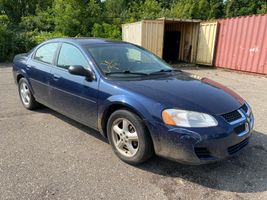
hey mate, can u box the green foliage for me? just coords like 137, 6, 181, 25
126, 0, 165, 21
20, 8, 55, 32
26, 31, 65, 44
225, 0, 267, 17
81, 0, 102, 34
0, 0, 52, 23
91, 23, 121, 39
11, 32, 36, 56
0, 28, 35, 61
53, 0, 83, 36
170, 0, 224, 20
159, 0, 175, 9
209, 0, 224, 19
0, 14, 9, 24
53, 0, 101, 36
0, 16, 10, 61
257, 3, 267, 14
104, 0, 127, 22
126, 1, 143, 22
0, 0, 266, 61
140, 0, 164, 19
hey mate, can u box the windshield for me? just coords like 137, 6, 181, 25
86, 44, 173, 76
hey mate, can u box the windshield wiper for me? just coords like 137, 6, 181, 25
149, 69, 181, 75
105, 70, 148, 76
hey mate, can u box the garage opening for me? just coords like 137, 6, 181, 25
160, 18, 201, 64
163, 31, 181, 63
122, 18, 201, 64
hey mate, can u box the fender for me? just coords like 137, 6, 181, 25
15, 67, 36, 96
97, 94, 166, 153
98, 94, 156, 134
13, 54, 36, 95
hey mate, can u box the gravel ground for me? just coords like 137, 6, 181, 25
0, 63, 267, 200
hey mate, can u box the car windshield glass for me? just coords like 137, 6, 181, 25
86, 44, 173, 76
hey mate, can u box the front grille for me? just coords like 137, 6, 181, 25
227, 138, 249, 155
194, 147, 212, 159
221, 110, 242, 123
234, 124, 246, 135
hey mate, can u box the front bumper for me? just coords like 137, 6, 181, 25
149, 111, 254, 165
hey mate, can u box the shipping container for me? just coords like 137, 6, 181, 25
122, 21, 142, 46
215, 14, 267, 74
122, 20, 164, 57
163, 18, 200, 63
122, 18, 201, 63
141, 20, 165, 57
196, 22, 218, 65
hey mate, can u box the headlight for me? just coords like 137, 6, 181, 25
162, 109, 218, 127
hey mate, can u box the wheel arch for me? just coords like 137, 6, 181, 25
16, 73, 35, 96
100, 103, 146, 137
100, 102, 155, 154
99, 102, 154, 149
16, 74, 24, 84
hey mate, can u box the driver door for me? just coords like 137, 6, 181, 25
49, 43, 98, 129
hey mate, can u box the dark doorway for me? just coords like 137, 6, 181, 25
163, 31, 181, 63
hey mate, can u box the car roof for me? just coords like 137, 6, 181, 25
46, 37, 128, 46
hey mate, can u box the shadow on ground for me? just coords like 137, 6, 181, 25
36, 107, 267, 194
35, 107, 108, 144
139, 130, 267, 193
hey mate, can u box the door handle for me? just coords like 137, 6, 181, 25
26, 64, 36, 70
53, 74, 61, 81
26, 64, 31, 70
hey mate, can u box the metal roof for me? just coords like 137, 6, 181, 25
122, 18, 202, 27
158, 17, 202, 23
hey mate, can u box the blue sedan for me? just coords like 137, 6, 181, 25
12, 38, 254, 165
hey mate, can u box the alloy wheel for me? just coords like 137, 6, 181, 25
111, 118, 139, 157
20, 82, 31, 106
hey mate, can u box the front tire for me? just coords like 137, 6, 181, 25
18, 78, 39, 110
107, 109, 154, 165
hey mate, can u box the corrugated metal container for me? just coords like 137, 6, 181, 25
122, 18, 200, 63
141, 20, 164, 57
164, 21, 199, 63
122, 21, 142, 46
215, 14, 267, 74
196, 22, 218, 65
122, 20, 164, 57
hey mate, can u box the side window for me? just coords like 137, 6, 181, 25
57, 43, 88, 69
34, 43, 58, 64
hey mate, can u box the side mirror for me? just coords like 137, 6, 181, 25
68, 65, 95, 81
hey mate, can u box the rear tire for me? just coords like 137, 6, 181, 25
107, 109, 154, 165
18, 78, 40, 110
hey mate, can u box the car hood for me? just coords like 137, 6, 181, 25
111, 72, 244, 115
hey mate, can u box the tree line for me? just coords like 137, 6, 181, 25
0, 0, 266, 61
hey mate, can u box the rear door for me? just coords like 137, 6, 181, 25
27, 42, 59, 103
49, 43, 98, 128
